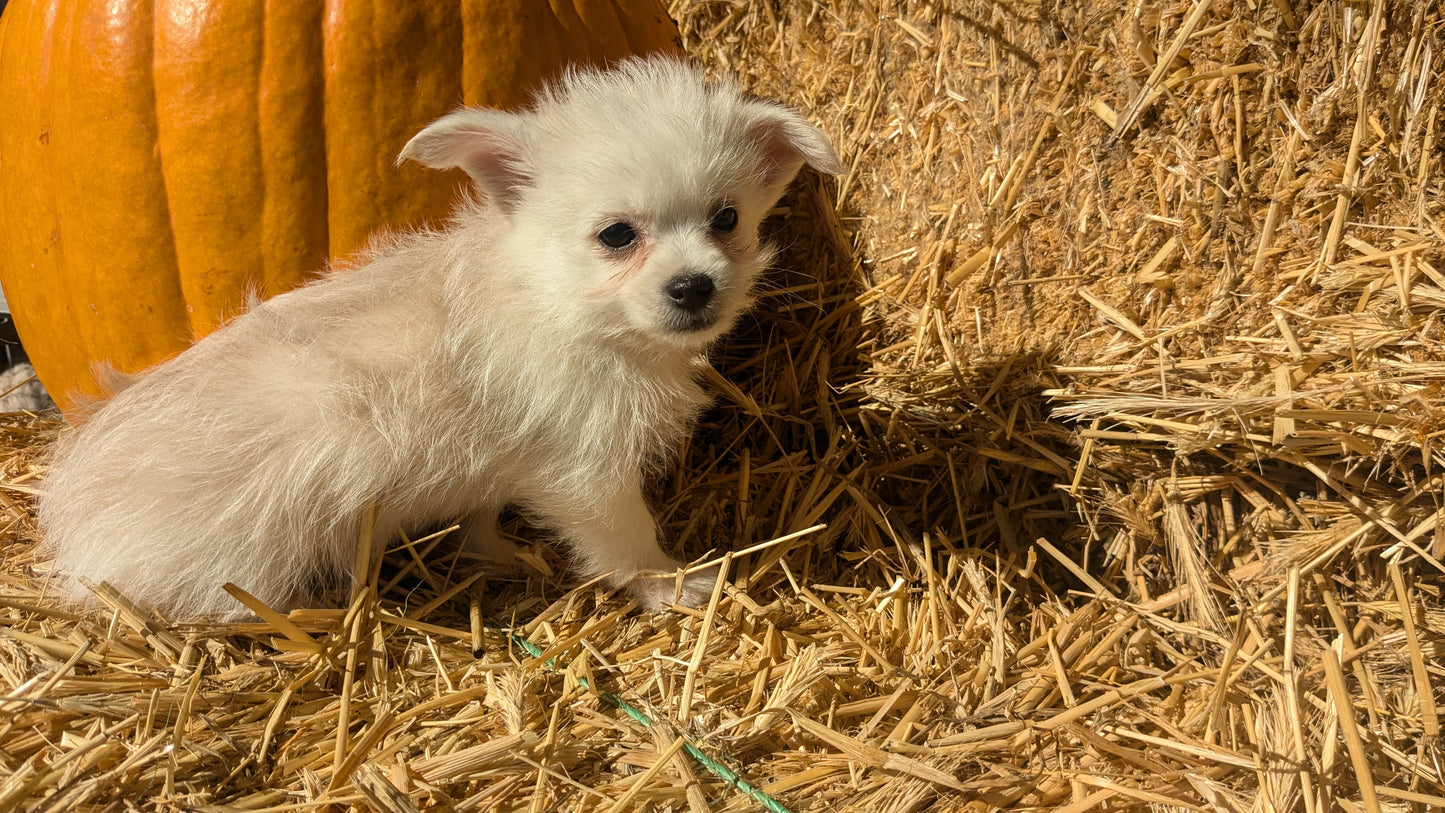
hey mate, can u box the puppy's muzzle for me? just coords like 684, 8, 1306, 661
663, 273, 719, 332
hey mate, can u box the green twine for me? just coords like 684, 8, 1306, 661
508, 633, 791, 813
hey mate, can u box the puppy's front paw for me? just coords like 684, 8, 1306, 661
624, 564, 720, 611
458, 514, 527, 575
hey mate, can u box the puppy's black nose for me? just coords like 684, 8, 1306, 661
665, 273, 715, 313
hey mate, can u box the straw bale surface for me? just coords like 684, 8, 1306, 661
2, 0, 1444, 809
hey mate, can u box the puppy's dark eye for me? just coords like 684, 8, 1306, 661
710, 206, 738, 233
598, 222, 638, 249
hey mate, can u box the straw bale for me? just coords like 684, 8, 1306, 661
3, 0, 1445, 809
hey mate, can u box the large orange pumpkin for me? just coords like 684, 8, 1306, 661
0, 0, 680, 413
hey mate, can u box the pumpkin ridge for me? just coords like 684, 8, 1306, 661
257, 2, 328, 302
70, 0, 188, 392
0, 2, 94, 403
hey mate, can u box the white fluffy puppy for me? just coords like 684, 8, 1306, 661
39, 58, 840, 618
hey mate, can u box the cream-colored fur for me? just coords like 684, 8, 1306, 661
37, 58, 839, 618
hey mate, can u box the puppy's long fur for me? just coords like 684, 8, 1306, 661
39, 58, 840, 618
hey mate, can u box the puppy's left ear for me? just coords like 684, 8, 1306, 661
399, 108, 533, 212
744, 102, 843, 188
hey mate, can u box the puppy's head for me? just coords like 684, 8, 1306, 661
401, 57, 841, 351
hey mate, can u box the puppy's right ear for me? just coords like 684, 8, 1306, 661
399, 109, 532, 211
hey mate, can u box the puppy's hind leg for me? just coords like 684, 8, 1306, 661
538, 479, 715, 611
